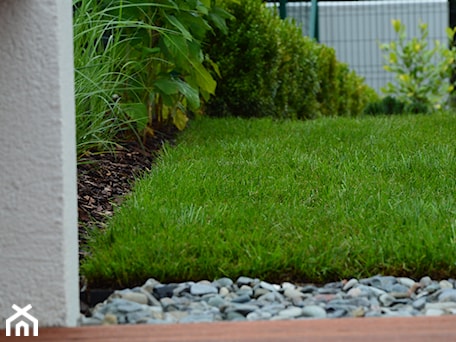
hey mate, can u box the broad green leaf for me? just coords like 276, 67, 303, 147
175, 80, 200, 109
173, 107, 189, 131
154, 78, 180, 95
193, 64, 216, 94
119, 102, 148, 131
164, 13, 192, 40
142, 47, 161, 54
208, 6, 234, 35
161, 33, 189, 67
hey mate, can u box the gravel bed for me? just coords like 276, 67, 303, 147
80, 275, 456, 325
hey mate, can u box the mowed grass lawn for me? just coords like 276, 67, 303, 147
81, 113, 456, 288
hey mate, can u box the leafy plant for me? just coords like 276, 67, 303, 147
380, 19, 456, 112
204, 0, 376, 119
204, 0, 282, 117
73, 0, 232, 156
74, 0, 137, 157
103, 0, 232, 140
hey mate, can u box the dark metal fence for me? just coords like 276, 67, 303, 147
267, 1, 449, 93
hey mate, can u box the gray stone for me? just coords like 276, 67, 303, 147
343, 278, 359, 291
362, 285, 387, 297
397, 277, 416, 288
246, 311, 273, 321
142, 278, 161, 293
261, 303, 287, 315
179, 314, 216, 323
253, 288, 270, 298
365, 310, 382, 318
360, 276, 396, 291
317, 287, 340, 295
237, 285, 254, 297
412, 297, 427, 310
381, 308, 413, 317
350, 307, 366, 317
424, 283, 441, 293
284, 288, 305, 300
346, 287, 364, 298
154, 284, 180, 299
219, 287, 230, 296
390, 284, 409, 294
348, 285, 384, 297
425, 302, 456, 310
236, 276, 257, 286
226, 311, 247, 321
208, 295, 226, 308
146, 318, 174, 324
281, 282, 296, 290
301, 305, 327, 318
139, 288, 162, 306
126, 310, 154, 323
160, 297, 178, 311
379, 293, 396, 307
420, 276, 433, 287
301, 285, 318, 293
327, 309, 348, 318
213, 277, 234, 288
114, 299, 146, 313
257, 291, 285, 303
260, 281, 279, 292
291, 297, 306, 307
119, 292, 148, 305
224, 303, 258, 316
438, 289, 456, 302
439, 280, 453, 289
166, 311, 189, 321
231, 294, 252, 303
188, 301, 210, 311
79, 316, 103, 326
173, 283, 192, 296
425, 308, 445, 316
278, 306, 303, 319
190, 283, 218, 296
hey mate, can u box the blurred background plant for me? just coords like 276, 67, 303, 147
380, 19, 456, 113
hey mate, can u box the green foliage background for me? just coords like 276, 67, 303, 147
204, 0, 378, 119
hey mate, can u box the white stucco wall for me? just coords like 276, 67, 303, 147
0, 0, 78, 328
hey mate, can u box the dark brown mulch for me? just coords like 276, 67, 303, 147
77, 128, 177, 262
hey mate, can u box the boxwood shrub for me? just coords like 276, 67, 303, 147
204, 0, 378, 119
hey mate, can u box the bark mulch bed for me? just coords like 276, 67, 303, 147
78, 129, 177, 310
77, 128, 177, 262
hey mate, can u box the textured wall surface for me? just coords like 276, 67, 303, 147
0, 0, 78, 328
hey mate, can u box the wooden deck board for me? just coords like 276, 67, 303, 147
1, 316, 455, 341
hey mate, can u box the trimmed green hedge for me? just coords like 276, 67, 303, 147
204, 0, 378, 119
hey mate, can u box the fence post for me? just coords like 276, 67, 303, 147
310, 0, 319, 42
279, 0, 287, 19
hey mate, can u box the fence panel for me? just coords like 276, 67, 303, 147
267, 1, 448, 93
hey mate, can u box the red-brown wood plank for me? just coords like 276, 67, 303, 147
1, 316, 456, 342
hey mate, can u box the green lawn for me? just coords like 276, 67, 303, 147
81, 114, 456, 288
